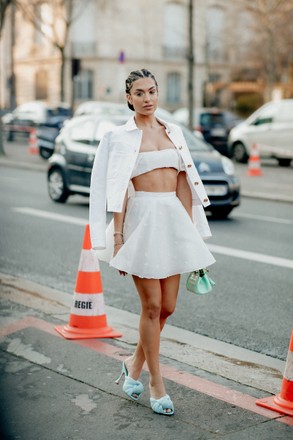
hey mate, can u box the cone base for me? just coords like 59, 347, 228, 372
55, 324, 122, 340
247, 170, 263, 176
256, 394, 293, 416
28, 147, 39, 155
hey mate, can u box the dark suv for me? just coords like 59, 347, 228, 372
173, 107, 242, 156
2, 101, 71, 151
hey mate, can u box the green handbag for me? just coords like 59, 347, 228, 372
186, 269, 215, 295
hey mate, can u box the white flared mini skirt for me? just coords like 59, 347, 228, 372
110, 191, 215, 279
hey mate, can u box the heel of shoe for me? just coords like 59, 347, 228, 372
115, 360, 144, 400
115, 361, 127, 384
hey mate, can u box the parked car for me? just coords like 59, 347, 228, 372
41, 102, 175, 161
173, 107, 242, 156
74, 100, 175, 122
228, 99, 293, 166
2, 101, 71, 143
37, 118, 69, 160
47, 114, 240, 218
47, 114, 129, 203
74, 101, 130, 117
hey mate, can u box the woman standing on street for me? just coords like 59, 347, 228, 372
89, 69, 215, 415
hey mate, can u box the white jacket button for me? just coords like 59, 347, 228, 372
187, 164, 192, 168
203, 198, 209, 203
194, 181, 199, 185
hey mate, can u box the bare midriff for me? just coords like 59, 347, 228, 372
131, 167, 178, 192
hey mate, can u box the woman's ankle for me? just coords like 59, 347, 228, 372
125, 355, 143, 380
149, 376, 166, 399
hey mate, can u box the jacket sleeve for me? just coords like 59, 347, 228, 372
89, 131, 111, 250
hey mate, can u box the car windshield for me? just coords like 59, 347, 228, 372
181, 126, 213, 152
200, 113, 225, 126
55, 107, 71, 116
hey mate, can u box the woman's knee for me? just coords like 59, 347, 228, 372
142, 301, 161, 320
160, 304, 176, 321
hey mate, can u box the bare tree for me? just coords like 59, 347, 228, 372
0, 0, 12, 36
237, 0, 293, 100
0, 0, 13, 156
15, 0, 88, 102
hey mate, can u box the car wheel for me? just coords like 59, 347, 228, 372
48, 168, 69, 203
39, 147, 53, 160
233, 142, 248, 163
210, 207, 233, 219
278, 158, 291, 167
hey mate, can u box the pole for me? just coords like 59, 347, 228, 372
9, 0, 16, 110
188, 0, 194, 131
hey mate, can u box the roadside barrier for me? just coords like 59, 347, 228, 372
247, 143, 263, 176
256, 329, 293, 416
55, 224, 122, 340
27, 128, 39, 155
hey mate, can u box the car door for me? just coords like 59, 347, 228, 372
243, 103, 278, 157
272, 102, 293, 156
65, 118, 96, 187
83, 119, 126, 187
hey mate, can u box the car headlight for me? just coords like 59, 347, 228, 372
221, 156, 235, 175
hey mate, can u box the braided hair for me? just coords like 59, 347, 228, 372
125, 69, 158, 111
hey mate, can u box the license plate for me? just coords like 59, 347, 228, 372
205, 185, 228, 196
211, 128, 226, 137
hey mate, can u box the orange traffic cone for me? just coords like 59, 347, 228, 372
27, 128, 39, 155
256, 330, 293, 416
247, 143, 263, 176
55, 224, 122, 340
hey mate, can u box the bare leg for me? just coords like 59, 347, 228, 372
127, 275, 180, 399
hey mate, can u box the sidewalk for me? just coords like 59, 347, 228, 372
1, 137, 293, 203
0, 273, 292, 440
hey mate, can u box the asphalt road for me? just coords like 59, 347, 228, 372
1, 165, 292, 361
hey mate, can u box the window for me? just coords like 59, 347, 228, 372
34, 4, 43, 45
166, 72, 181, 104
163, 2, 187, 59
74, 70, 94, 100
35, 70, 48, 99
251, 103, 277, 126
69, 120, 95, 145
206, 6, 225, 63
93, 120, 126, 146
71, 0, 97, 57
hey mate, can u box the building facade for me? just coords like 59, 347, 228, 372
1, 0, 209, 110
1, 0, 291, 112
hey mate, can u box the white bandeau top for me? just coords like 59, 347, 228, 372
131, 148, 185, 179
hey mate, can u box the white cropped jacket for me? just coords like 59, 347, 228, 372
89, 116, 212, 249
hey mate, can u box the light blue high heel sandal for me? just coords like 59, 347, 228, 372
150, 394, 174, 416
115, 361, 144, 401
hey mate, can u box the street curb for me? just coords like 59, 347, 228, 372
241, 191, 293, 204
0, 272, 284, 395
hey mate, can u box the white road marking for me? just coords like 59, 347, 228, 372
232, 212, 293, 225
13, 207, 87, 226
13, 207, 293, 269
208, 244, 293, 269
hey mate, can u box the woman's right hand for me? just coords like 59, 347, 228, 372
113, 243, 127, 276
113, 243, 123, 258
